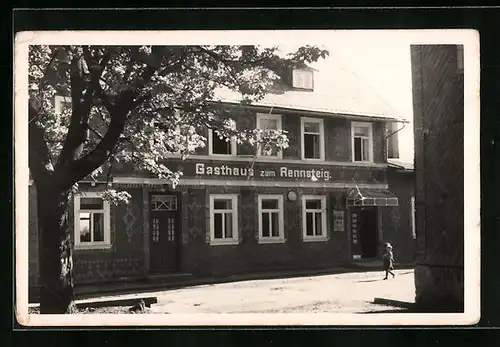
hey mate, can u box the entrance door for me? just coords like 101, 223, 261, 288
150, 194, 180, 273
358, 208, 378, 258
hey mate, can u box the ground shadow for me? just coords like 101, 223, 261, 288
357, 279, 385, 283
73, 266, 399, 301
358, 297, 464, 314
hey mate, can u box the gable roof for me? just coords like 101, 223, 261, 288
212, 52, 408, 123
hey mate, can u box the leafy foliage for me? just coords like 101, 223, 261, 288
28, 44, 329, 200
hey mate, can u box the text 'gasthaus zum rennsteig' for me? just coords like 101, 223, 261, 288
195, 163, 331, 180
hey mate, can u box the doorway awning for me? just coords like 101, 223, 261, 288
347, 188, 399, 207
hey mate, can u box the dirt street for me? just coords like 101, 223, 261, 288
149, 269, 415, 314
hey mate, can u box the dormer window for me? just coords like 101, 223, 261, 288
292, 69, 314, 90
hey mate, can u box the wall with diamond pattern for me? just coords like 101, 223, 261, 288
181, 186, 350, 277
72, 187, 146, 284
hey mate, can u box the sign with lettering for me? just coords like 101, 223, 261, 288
151, 157, 386, 184
194, 162, 332, 181
333, 210, 345, 232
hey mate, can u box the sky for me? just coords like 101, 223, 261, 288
321, 41, 415, 164
277, 39, 415, 164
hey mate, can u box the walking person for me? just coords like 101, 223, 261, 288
382, 242, 395, 280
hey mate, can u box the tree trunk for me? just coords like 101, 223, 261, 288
37, 184, 77, 314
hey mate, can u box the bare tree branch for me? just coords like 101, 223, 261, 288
56, 49, 112, 171
61, 63, 159, 189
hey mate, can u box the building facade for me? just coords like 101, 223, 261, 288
387, 159, 416, 264
28, 61, 407, 299
411, 44, 464, 310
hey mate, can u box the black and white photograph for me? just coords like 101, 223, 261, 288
14, 29, 480, 326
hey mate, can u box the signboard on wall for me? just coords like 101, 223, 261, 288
351, 211, 362, 260
194, 162, 332, 181
351, 212, 359, 244
333, 210, 345, 232
155, 158, 387, 184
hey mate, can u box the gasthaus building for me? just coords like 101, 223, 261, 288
28, 63, 407, 295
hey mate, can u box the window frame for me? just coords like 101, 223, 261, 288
256, 113, 283, 159
54, 95, 72, 114
209, 194, 239, 245
208, 123, 238, 157
73, 191, 112, 250
386, 121, 400, 159
301, 195, 328, 242
292, 69, 314, 90
55, 95, 91, 140
300, 117, 325, 161
351, 121, 374, 163
257, 194, 285, 244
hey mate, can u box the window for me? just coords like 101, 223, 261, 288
209, 194, 239, 245
55, 95, 91, 139
292, 69, 314, 90
302, 195, 328, 241
351, 122, 374, 162
151, 194, 177, 211
410, 196, 416, 240
386, 122, 400, 159
54, 95, 72, 114
256, 113, 283, 158
150, 109, 181, 150
258, 195, 285, 243
208, 122, 237, 156
74, 192, 111, 249
301, 117, 325, 160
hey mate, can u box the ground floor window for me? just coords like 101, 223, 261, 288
257, 195, 285, 243
301, 195, 328, 241
73, 192, 111, 249
209, 194, 239, 245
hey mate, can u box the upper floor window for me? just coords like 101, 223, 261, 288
256, 113, 283, 158
55, 95, 91, 139
386, 122, 400, 159
301, 117, 325, 160
73, 192, 111, 250
208, 121, 237, 156
351, 122, 373, 162
292, 69, 314, 90
54, 95, 72, 114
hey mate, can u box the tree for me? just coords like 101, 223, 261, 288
28, 44, 329, 313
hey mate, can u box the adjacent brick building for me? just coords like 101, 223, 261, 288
411, 44, 464, 310
387, 159, 416, 264
29, 58, 411, 300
